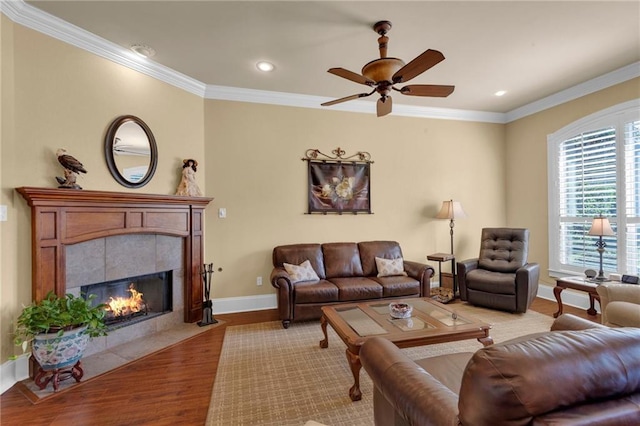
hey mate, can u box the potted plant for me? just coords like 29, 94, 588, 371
14, 291, 107, 386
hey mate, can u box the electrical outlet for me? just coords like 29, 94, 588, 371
218, 208, 227, 218
256, 276, 263, 286
0, 205, 7, 222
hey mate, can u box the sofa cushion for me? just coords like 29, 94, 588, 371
465, 268, 517, 295
606, 301, 640, 327
371, 276, 420, 297
322, 243, 364, 278
329, 277, 382, 301
375, 257, 407, 277
359, 241, 404, 277
283, 260, 320, 284
273, 244, 326, 279
458, 327, 640, 425
294, 280, 339, 304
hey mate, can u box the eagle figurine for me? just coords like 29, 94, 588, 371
56, 148, 87, 189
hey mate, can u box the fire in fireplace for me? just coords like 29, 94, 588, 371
81, 271, 173, 329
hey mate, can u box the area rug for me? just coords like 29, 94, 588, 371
206, 304, 554, 426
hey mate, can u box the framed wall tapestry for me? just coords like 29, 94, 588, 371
303, 148, 373, 214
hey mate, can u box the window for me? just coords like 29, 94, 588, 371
548, 100, 640, 277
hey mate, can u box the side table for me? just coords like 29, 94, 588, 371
553, 276, 601, 318
427, 253, 455, 291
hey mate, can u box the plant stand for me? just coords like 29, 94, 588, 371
32, 356, 84, 391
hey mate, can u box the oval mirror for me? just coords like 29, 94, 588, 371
104, 115, 158, 188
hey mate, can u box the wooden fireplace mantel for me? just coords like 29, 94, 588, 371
16, 187, 213, 323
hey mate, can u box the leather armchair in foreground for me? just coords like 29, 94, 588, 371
457, 227, 539, 313
597, 282, 640, 327
361, 314, 640, 426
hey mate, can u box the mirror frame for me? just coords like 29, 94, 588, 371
104, 115, 158, 188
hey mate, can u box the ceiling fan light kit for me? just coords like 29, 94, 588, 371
322, 20, 454, 117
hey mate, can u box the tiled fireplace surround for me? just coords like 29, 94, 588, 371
17, 187, 213, 362
66, 234, 185, 356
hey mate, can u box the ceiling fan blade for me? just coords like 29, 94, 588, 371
400, 84, 455, 97
392, 49, 445, 84
377, 96, 392, 117
328, 68, 375, 86
321, 91, 375, 107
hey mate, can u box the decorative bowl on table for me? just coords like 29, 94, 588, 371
389, 302, 413, 319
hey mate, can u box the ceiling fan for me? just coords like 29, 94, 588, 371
321, 21, 455, 117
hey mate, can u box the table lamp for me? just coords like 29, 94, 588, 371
587, 214, 615, 282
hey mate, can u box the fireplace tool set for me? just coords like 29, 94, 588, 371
198, 263, 218, 326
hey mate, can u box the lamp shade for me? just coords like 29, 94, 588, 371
588, 215, 615, 236
435, 200, 467, 220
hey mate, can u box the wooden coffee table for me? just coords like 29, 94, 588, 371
319, 298, 493, 401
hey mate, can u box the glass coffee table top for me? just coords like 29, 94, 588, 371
335, 298, 472, 337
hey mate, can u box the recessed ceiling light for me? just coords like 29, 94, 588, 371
256, 61, 275, 72
494, 90, 507, 97
130, 44, 156, 58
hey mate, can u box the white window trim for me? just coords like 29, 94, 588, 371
547, 99, 640, 278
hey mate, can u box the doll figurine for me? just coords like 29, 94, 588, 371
175, 159, 203, 197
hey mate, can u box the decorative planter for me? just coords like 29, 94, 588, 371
32, 325, 89, 371
31, 325, 89, 391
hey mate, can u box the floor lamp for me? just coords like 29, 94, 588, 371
435, 199, 467, 293
587, 214, 615, 282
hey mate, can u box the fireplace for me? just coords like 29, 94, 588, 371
17, 187, 213, 364
16, 187, 212, 323
82, 271, 173, 329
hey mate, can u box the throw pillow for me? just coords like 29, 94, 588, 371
283, 259, 320, 284
375, 257, 408, 277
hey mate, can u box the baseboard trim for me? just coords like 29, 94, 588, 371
211, 294, 278, 315
209, 287, 594, 315
0, 354, 29, 395
537, 283, 592, 311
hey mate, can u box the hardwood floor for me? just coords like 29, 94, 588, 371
0, 298, 598, 425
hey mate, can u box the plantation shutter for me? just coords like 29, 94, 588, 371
558, 127, 617, 271
623, 120, 640, 274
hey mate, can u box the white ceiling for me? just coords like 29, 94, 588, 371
19, 1, 640, 116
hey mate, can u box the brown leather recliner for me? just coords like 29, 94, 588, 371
457, 227, 539, 313
361, 314, 640, 426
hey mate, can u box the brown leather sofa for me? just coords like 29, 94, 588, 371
270, 241, 434, 328
361, 314, 640, 425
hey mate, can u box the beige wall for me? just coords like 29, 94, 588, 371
505, 78, 640, 291
1, 15, 16, 365
204, 101, 506, 299
0, 21, 205, 361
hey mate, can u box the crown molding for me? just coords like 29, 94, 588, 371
0, 0, 206, 97
505, 62, 640, 122
2, 0, 637, 124
204, 85, 507, 123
